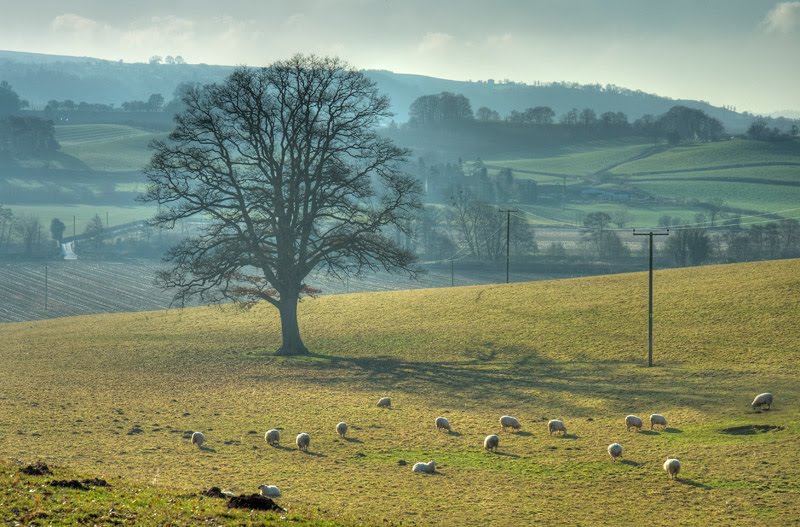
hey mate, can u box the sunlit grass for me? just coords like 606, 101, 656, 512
0, 261, 798, 525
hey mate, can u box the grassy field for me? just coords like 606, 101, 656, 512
56, 124, 166, 172
611, 139, 800, 174
1, 259, 798, 525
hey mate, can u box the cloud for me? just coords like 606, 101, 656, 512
762, 2, 800, 33
417, 32, 454, 53
486, 33, 513, 48
50, 14, 100, 33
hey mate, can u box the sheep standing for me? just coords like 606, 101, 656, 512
411, 460, 436, 474
548, 419, 567, 436
190, 431, 205, 448
663, 458, 681, 480
607, 443, 623, 462
500, 415, 522, 432
650, 414, 667, 430
265, 428, 281, 446
625, 415, 643, 432
258, 484, 281, 498
336, 422, 348, 438
296, 432, 310, 452
435, 416, 451, 433
751, 393, 773, 410
484, 434, 500, 452
377, 397, 392, 409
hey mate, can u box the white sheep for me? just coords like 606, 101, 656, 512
548, 419, 567, 436
258, 484, 281, 498
751, 393, 773, 410
435, 416, 451, 432
625, 415, 643, 432
336, 422, 348, 438
377, 397, 392, 408
663, 458, 681, 480
484, 434, 500, 452
650, 414, 667, 430
296, 432, 310, 451
411, 460, 436, 474
265, 428, 281, 446
191, 431, 205, 448
500, 415, 522, 432
607, 443, 623, 462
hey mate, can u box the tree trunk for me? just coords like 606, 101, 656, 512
275, 295, 309, 356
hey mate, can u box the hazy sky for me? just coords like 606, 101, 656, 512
1, 0, 799, 114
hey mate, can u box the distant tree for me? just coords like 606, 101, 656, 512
61, 99, 75, 111
0, 205, 14, 252
50, 218, 66, 243
142, 56, 421, 356
583, 211, 612, 232
174, 55, 186, 64
560, 107, 579, 126
476, 106, 500, 121
583, 211, 625, 259
84, 214, 104, 249
579, 108, 597, 127
147, 93, 165, 112
704, 198, 725, 226
530, 106, 555, 125
408, 92, 473, 127
610, 210, 632, 228
15, 214, 41, 255
0, 81, 22, 116
666, 228, 711, 266
600, 111, 628, 128
148, 55, 163, 65
791, 124, 799, 138
657, 106, 724, 143
634, 113, 659, 144
164, 55, 176, 65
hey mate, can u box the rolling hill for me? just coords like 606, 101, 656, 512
0, 259, 798, 525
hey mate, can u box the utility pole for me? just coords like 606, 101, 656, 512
44, 265, 48, 310
450, 258, 454, 287
633, 229, 669, 367
499, 208, 518, 283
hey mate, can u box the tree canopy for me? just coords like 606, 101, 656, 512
142, 55, 421, 355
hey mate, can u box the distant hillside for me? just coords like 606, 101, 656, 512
0, 49, 771, 133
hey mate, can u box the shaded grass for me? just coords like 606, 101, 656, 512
0, 260, 798, 525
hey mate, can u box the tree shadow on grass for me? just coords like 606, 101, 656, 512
638, 430, 659, 436
300, 451, 327, 458
343, 437, 363, 444
620, 459, 641, 467
679, 478, 711, 490
560, 433, 578, 440
514, 431, 533, 437
262, 351, 727, 417
663, 427, 683, 433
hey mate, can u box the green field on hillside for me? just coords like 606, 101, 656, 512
56, 124, 165, 172
632, 179, 800, 214
611, 139, 800, 174
1, 260, 798, 525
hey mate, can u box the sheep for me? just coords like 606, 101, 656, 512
500, 415, 522, 432
625, 415, 643, 432
265, 428, 281, 446
607, 443, 623, 462
484, 434, 500, 452
548, 419, 567, 436
411, 460, 436, 474
663, 458, 681, 480
751, 393, 773, 410
296, 432, 310, 451
650, 414, 668, 430
435, 416, 451, 433
190, 431, 205, 448
336, 422, 348, 438
258, 484, 281, 498
377, 397, 392, 409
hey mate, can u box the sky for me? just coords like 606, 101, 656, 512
1, 0, 799, 115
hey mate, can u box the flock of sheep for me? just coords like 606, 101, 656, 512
188, 392, 774, 497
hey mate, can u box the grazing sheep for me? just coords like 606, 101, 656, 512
500, 415, 522, 432
484, 434, 500, 452
411, 460, 436, 474
190, 431, 205, 448
336, 422, 348, 438
548, 419, 567, 436
650, 414, 668, 430
296, 432, 310, 451
265, 428, 281, 446
377, 397, 392, 408
751, 393, 773, 410
607, 443, 623, 462
435, 416, 451, 432
663, 458, 681, 480
625, 415, 643, 432
258, 484, 281, 498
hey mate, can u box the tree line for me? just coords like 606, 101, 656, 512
407, 91, 728, 143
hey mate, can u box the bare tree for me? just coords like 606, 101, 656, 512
142, 56, 421, 355
15, 214, 41, 255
